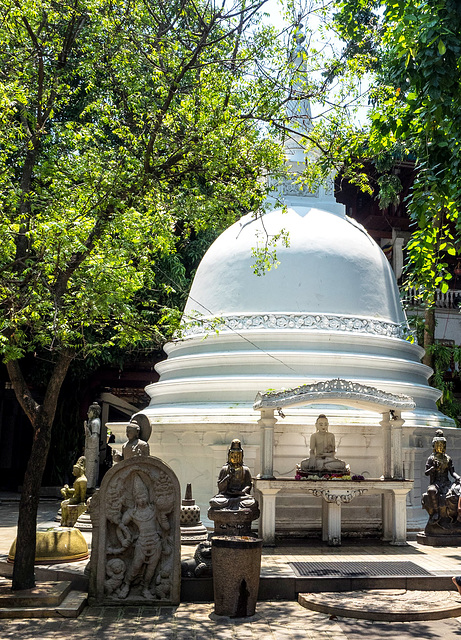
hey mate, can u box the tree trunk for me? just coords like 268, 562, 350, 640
422, 306, 435, 370
7, 350, 74, 590
12, 412, 53, 590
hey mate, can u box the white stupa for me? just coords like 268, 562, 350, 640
133, 33, 459, 535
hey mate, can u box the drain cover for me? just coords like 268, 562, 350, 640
290, 561, 432, 577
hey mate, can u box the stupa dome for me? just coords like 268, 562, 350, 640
183, 205, 406, 327
140, 198, 444, 419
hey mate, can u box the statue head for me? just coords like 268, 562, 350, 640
126, 423, 140, 441
228, 439, 243, 466
432, 429, 446, 454
315, 414, 329, 433
73, 456, 86, 477
88, 401, 101, 419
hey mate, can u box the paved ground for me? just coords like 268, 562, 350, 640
1, 495, 461, 638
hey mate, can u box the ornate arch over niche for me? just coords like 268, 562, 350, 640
254, 379, 415, 413
253, 379, 415, 482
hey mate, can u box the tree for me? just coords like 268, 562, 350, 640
328, 0, 461, 298
0, 0, 295, 590
300, 0, 461, 417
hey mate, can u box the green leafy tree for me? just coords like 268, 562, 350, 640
329, 0, 461, 299
0, 0, 295, 590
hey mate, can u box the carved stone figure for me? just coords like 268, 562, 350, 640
421, 430, 461, 534
208, 439, 259, 536
88, 456, 180, 605
61, 456, 88, 527
113, 423, 150, 462
181, 540, 213, 578
84, 401, 101, 489
299, 414, 349, 476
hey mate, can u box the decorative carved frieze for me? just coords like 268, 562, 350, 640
254, 379, 416, 411
180, 312, 409, 340
306, 487, 368, 505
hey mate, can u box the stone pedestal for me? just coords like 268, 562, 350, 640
416, 532, 461, 547
211, 536, 262, 617
208, 507, 259, 537
63, 503, 87, 528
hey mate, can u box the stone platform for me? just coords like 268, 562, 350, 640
299, 589, 461, 621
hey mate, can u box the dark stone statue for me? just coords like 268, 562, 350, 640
419, 430, 461, 544
208, 439, 259, 536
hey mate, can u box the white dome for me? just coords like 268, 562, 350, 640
139, 202, 446, 421
183, 206, 406, 325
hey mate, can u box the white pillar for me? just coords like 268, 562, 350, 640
382, 492, 393, 542
325, 501, 342, 547
322, 499, 329, 542
392, 411, 405, 479
258, 408, 277, 479
380, 411, 392, 479
390, 489, 408, 545
257, 488, 281, 546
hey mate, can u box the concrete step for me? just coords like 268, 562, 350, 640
0, 589, 87, 619
0, 578, 87, 618
0, 579, 72, 607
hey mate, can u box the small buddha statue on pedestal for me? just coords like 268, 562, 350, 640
61, 456, 88, 527
298, 414, 349, 476
208, 439, 259, 536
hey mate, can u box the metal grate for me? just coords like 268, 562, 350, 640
290, 561, 432, 578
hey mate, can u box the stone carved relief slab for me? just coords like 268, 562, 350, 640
88, 456, 181, 605
180, 312, 409, 340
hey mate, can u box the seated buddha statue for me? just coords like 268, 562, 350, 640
208, 439, 259, 535
61, 456, 88, 527
299, 414, 349, 475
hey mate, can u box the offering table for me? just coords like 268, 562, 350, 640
253, 477, 413, 547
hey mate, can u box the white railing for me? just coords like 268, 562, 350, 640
403, 288, 461, 309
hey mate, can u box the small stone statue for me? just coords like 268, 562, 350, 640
84, 401, 101, 489
208, 439, 259, 536
299, 414, 349, 476
421, 429, 461, 533
113, 423, 150, 462
61, 456, 88, 527
181, 540, 213, 578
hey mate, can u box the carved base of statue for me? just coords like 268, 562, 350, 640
61, 502, 88, 528
208, 504, 260, 537
75, 508, 93, 531
298, 458, 350, 477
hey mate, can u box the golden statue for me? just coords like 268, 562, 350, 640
61, 456, 88, 527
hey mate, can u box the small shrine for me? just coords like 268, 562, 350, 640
253, 379, 415, 546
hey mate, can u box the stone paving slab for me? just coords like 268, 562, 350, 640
0, 602, 349, 639
299, 589, 461, 622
